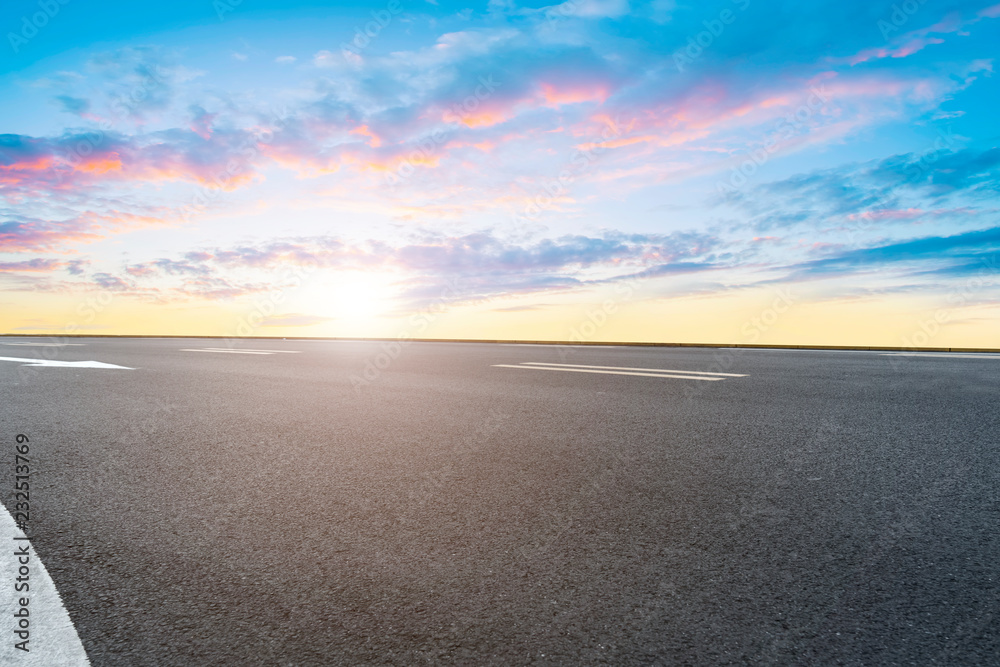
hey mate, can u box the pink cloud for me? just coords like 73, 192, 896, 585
0, 131, 266, 194
444, 107, 518, 129
848, 208, 926, 222
189, 107, 218, 140
845, 7, 999, 65
847, 36, 945, 65
350, 125, 382, 148
537, 81, 609, 108
0, 219, 103, 253
0, 258, 69, 273
980, 3, 1000, 18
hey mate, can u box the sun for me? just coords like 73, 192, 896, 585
325, 273, 397, 322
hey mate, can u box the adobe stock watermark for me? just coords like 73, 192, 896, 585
556, 275, 644, 362
7, 0, 71, 54
878, 0, 930, 40
739, 287, 795, 342
716, 85, 830, 194
178, 105, 289, 222
442, 75, 502, 125
542, 0, 590, 24
340, 0, 403, 61
214, 0, 243, 22
15, 288, 117, 384
349, 278, 469, 392
543, 0, 577, 22
844, 125, 959, 244
221, 261, 319, 346
58, 63, 170, 186
510, 115, 625, 226
684, 286, 796, 403
384, 75, 500, 188
887, 253, 999, 368
673, 0, 751, 72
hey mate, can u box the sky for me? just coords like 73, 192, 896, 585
1, 0, 998, 346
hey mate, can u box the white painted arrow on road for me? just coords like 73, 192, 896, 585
0, 356, 133, 369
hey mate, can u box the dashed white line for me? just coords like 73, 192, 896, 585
492, 364, 724, 380
521, 362, 747, 377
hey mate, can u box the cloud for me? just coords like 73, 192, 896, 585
0, 216, 104, 253
2, 14, 962, 227
389, 230, 716, 275
92, 272, 132, 291
0, 127, 265, 195
916, 148, 1000, 193
782, 225, 1000, 281
719, 147, 1000, 230
126, 255, 215, 277
188, 105, 217, 140
126, 231, 709, 278
844, 4, 1000, 65
5, 0, 999, 325
54, 95, 92, 116
82, 47, 199, 122
66, 259, 89, 275
175, 277, 275, 301
0, 258, 66, 272
313, 50, 338, 67
95, 230, 723, 308
545, 0, 631, 19
0, 205, 176, 254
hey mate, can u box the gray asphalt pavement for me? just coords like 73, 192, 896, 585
1, 338, 998, 665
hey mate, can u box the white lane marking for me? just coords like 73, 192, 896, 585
522, 362, 747, 377
0, 343, 85, 347
492, 364, 724, 380
0, 357, 133, 370
881, 352, 1000, 359
198, 348, 300, 354
180, 349, 273, 355
1, 508, 91, 665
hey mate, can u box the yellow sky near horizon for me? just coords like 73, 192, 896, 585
3, 282, 995, 349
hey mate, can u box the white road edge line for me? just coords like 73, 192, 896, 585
497, 344, 621, 348
522, 362, 747, 377
198, 348, 301, 353
1, 506, 91, 665
881, 352, 1000, 359
180, 349, 272, 355
492, 364, 723, 380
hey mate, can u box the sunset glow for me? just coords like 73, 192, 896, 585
1, 0, 998, 346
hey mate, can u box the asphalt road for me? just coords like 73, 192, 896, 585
1, 338, 998, 666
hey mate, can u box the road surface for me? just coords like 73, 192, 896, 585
1, 338, 998, 665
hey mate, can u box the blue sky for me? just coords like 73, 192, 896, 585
1, 0, 998, 344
